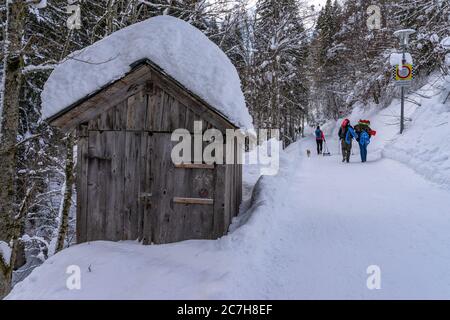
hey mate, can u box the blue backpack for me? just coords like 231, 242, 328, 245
359, 131, 370, 147
315, 129, 322, 140
345, 126, 357, 144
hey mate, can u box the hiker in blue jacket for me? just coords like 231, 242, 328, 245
340, 121, 358, 163
355, 120, 375, 163
358, 129, 370, 163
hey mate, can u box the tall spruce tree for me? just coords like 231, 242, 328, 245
254, 0, 310, 143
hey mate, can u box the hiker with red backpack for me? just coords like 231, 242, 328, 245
315, 126, 325, 155
354, 120, 377, 163
338, 119, 357, 163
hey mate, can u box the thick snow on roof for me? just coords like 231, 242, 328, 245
41, 16, 253, 129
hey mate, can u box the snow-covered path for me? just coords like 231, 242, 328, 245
232, 137, 450, 299
7, 136, 450, 300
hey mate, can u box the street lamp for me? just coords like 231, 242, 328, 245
393, 29, 415, 134
394, 29, 416, 49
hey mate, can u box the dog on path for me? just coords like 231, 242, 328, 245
306, 149, 311, 158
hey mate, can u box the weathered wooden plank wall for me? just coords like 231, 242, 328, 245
76, 70, 243, 244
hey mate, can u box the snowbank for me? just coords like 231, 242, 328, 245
8, 136, 450, 300
0, 241, 11, 266
441, 36, 450, 49
6, 141, 290, 300
10, 71, 450, 299
383, 78, 450, 187
41, 16, 253, 129
7, 240, 237, 300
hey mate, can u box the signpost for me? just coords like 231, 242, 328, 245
392, 29, 416, 134
394, 64, 413, 83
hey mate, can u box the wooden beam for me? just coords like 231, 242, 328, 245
49, 65, 152, 131
173, 197, 214, 205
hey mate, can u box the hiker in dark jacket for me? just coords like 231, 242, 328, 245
338, 119, 357, 163
315, 126, 325, 155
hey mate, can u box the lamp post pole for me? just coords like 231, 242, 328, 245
393, 29, 415, 134
400, 49, 406, 134
400, 87, 405, 134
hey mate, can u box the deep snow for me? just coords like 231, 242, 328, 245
41, 16, 253, 129
8, 76, 450, 300
0, 241, 11, 267
7, 139, 450, 299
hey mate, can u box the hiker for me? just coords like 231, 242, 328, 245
355, 120, 376, 163
315, 126, 325, 155
359, 130, 370, 163
338, 119, 357, 163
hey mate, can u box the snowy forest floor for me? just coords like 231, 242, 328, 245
7, 134, 450, 300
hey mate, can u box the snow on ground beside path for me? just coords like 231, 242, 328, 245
41, 16, 253, 129
383, 78, 450, 187
7, 76, 450, 300
7, 136, 450, 299
5, 143, 294, 300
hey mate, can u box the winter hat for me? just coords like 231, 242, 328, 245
359, 119, 371, 126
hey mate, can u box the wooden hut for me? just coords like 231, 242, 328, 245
47, 59, 243, 244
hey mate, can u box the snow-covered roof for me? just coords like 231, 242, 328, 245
41, 16, 253, 129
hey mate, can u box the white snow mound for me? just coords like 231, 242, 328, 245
389, 52, 413, 66
41, 16, 253, 129
0, 241, 11, 266
440, 36, 450, 49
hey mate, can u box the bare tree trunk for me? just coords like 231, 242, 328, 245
0, 252, 11, 299
271, 60, 280, 129
0, 0, 26, 299
301, 114, 305, 138
54, 133, 75, 254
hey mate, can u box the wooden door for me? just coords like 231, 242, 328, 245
80, 130, 219, 244
84, 130, 149, 242
149, 133, 216, 244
